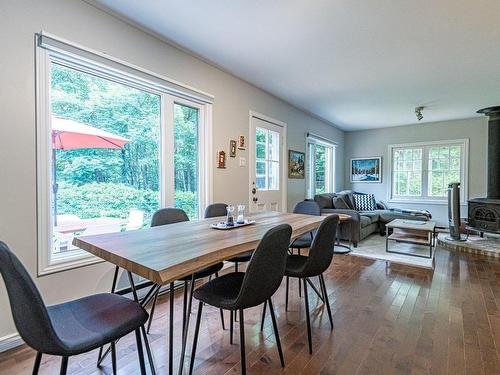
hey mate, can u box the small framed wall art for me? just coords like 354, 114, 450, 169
288, 150, 305, 179
238, 135, 246, 150
229, 140, 237, 157
350, 157, 382, 183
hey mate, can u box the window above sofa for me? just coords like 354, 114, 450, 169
388, 139, 469, 204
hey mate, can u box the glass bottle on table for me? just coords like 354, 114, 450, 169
226, 205, 235, 226
237, 204, 245, 224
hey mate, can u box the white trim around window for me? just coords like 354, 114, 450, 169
387, 139, 469, 205
306, 134, 336, 198
36, 34, 213, 276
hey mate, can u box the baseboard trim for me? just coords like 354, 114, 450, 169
0, 333, 24, 353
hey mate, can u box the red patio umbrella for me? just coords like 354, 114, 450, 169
51, 116, 130, 226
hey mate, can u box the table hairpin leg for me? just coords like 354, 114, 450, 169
127, 271, 157, 375
333, 219, 352, 254
178, 274, 196, 375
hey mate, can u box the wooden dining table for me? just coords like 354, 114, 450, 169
73, 210, 325, 375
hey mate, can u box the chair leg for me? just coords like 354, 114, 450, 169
189, 301, 204, 375
320, 274, 334, 329
303, 278, 313, 354
141, 325, 157, 375
260, 300, 267, 331
285, 276, 290, 311
230, 310, 234, 344
220, 308, 226, 330
111, 341, 117, 375
135, 329, 147, 375
298, 250, 302, 298
32, 352, 42, 375
59, 356, 68, 375
268, 298, 285, 367
147, 289, 159, 334
235, 262, 238, 272
239, 309, 246, 375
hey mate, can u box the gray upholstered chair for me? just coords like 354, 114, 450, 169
0, 241, 151, 375
290, 200, 321, 251
204, 203, 253, 272
184, 224, 292, 375
285, 214, 338, 354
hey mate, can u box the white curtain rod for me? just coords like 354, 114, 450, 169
306, 132, 338, 146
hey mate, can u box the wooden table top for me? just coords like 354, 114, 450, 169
73, 211, 324, 285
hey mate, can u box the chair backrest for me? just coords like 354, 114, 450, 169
293, 200, 321, 216
204, 203, 228, 219
234, 224, 292, 309
302, 215, 339, 277
151, 207, 189, 227
0, 241, 62, 353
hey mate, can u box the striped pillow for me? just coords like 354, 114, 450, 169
353, 193, 376, 211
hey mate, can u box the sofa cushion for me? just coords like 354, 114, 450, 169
359, 215, 372, 228
353, 193, 376, 211
332, 196, 350, 209
314, 193, 335, 209
360, 212, 380, 224
336, 190, 355, 209
377, 210, 428, 223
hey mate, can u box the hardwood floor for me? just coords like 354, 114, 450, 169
1, 244, 499, 374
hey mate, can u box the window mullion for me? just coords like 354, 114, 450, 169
162, 94, 175, 207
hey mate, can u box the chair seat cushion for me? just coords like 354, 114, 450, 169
227, 250, 253, 263
284, 254, 309, 278
179, 262, 224, 281
47, 293, 148, 355
290, 230, 316, 249
193, 272, 245, 310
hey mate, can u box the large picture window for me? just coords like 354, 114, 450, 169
306, 135, 336, 198
388, 140, 468, 203
36, 35, 212, 274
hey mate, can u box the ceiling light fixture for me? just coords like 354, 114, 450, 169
415, 106, 424, 121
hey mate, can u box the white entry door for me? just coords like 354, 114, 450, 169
249, 115, 285, 212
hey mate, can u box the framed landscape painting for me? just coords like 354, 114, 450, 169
288, 150, 305, 179
351, 157, 382, 183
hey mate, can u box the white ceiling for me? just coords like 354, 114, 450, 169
92, 0, 500, 131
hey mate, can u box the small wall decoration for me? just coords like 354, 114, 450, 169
238, 135, 246, 150
229, 140, 237, 157
217, 150, 226, 169
288, 150, 305, 179
350, 157, 382, 183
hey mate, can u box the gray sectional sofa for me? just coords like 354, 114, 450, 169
314, 191, 431, 247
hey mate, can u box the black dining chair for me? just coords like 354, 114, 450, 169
284, 214, 338, 354
147, 208, 225, 333
0, 241, 152, 375
183, 224, 292, 375
288, 200, 321, 299
204, 203, 253, 272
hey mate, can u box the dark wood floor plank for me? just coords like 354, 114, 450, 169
1, 244, 500, 375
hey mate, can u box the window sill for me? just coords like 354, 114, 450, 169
387, 198, 467, 206
38, 252, 104, 277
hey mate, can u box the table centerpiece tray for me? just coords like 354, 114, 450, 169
211, 220, 256, 230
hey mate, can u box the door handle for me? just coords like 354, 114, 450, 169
253, 197, 258, 203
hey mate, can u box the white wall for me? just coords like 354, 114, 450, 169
344, 117, 488, 224
0, 0, 344, 343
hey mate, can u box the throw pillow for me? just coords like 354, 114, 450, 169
337, 192, 355, 209
333, 196, 350, 209
353, 193, 376, 211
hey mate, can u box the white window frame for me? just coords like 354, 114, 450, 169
306, 135, 336, 198
387, 139, 469, 205
36, 38, 213, 276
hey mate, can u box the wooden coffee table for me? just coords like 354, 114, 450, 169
385, 219, 436, 258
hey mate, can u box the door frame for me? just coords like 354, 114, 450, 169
248, 111, 288, 212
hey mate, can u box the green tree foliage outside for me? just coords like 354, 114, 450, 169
51, 63, 199, 226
